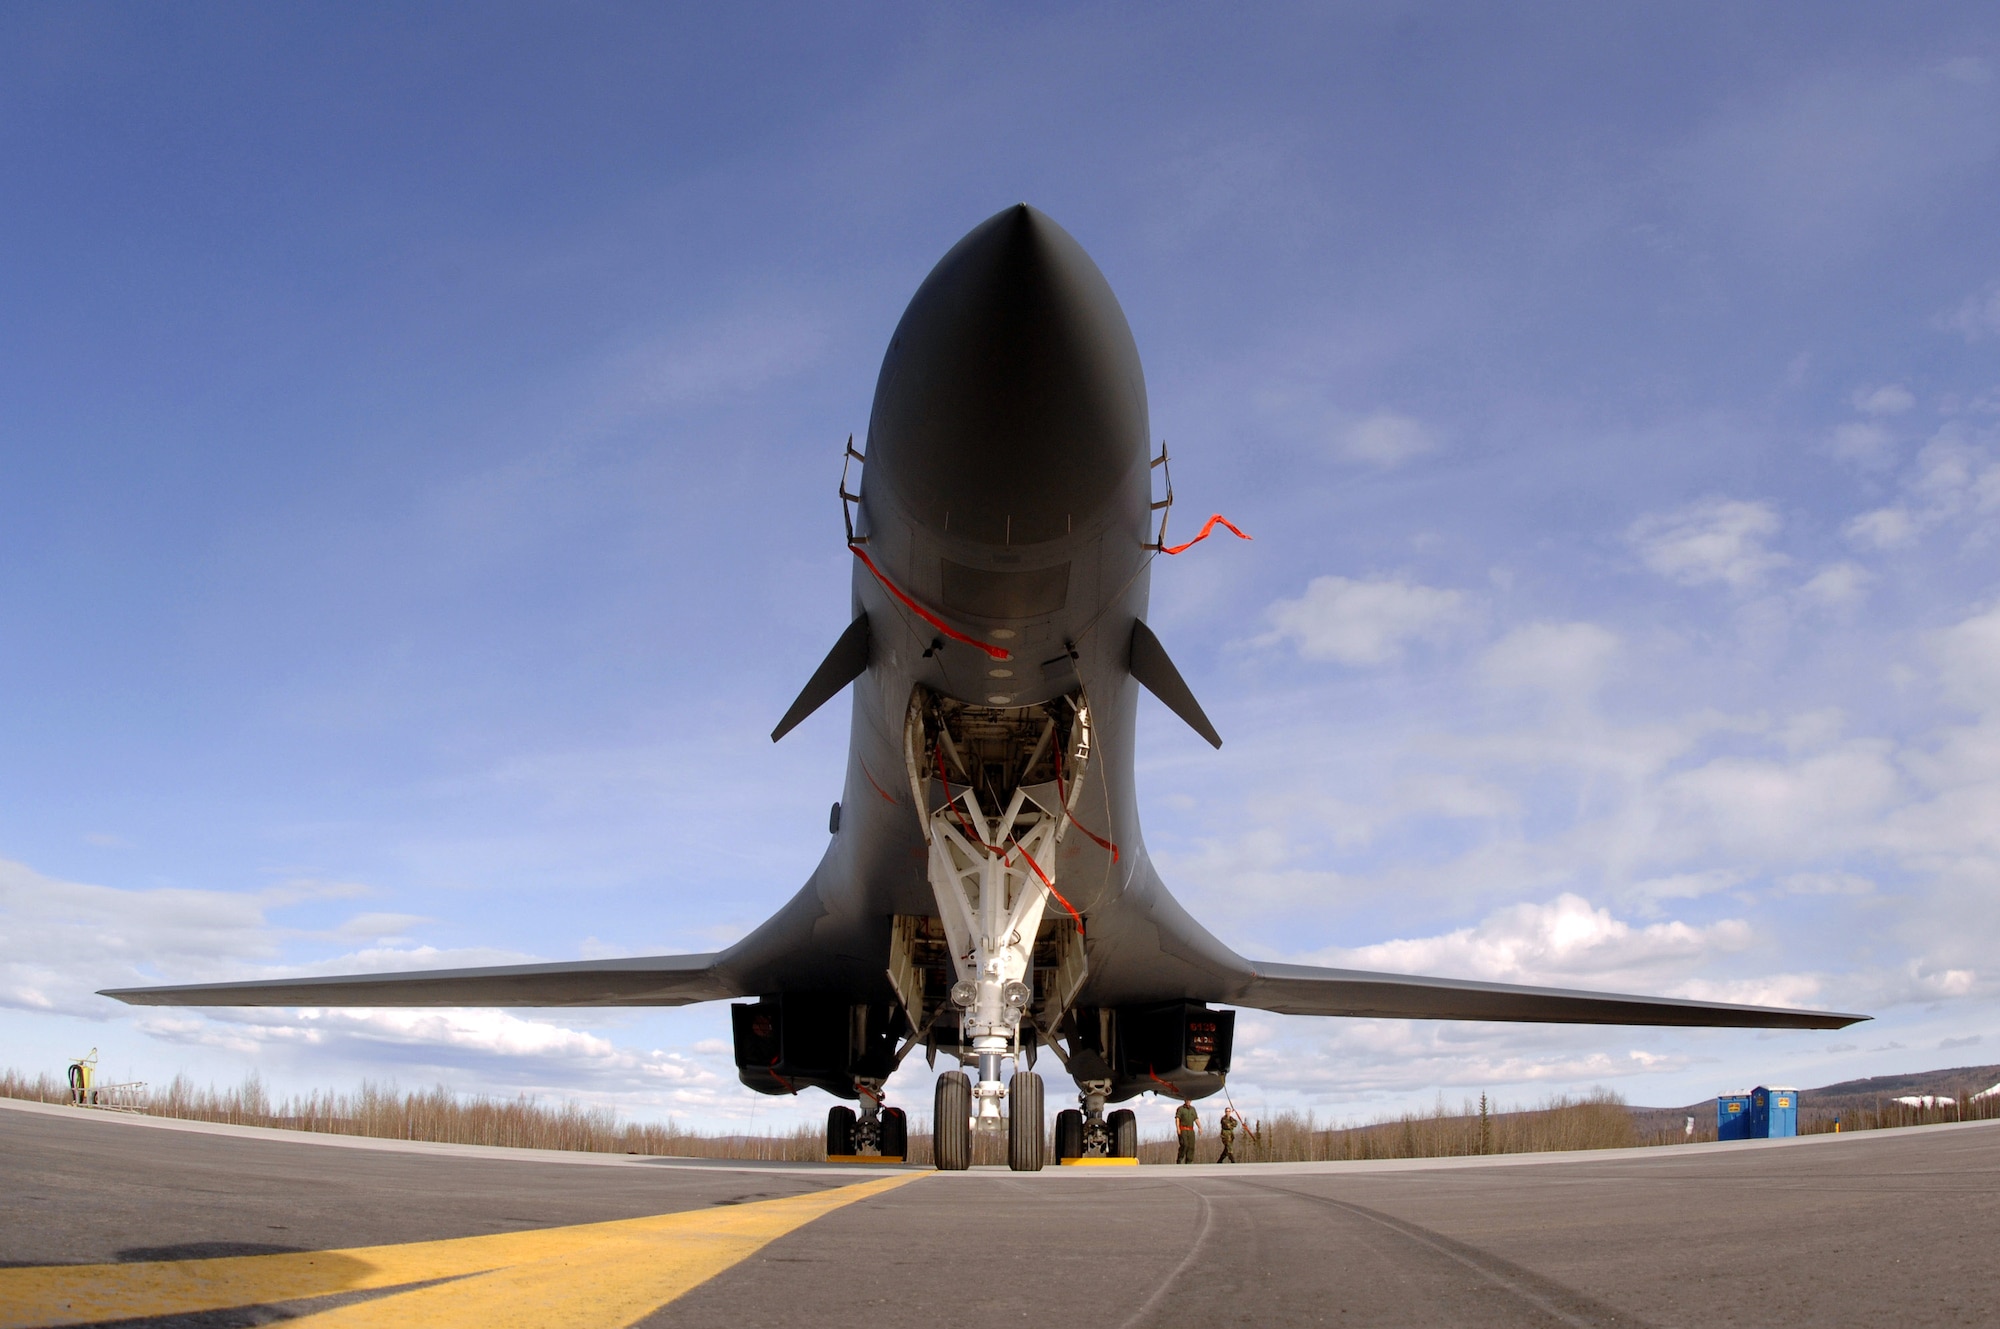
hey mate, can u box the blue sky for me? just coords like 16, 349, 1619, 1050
5, 4, 1999, 1131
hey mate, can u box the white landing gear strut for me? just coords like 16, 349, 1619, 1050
904, 690, 1094, 1167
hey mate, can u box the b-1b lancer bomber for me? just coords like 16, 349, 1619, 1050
107, 205, 1866, 1170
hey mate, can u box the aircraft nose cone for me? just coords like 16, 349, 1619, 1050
863, 205, 1150, 548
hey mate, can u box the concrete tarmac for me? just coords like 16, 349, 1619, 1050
4, 1097, 1995, 1327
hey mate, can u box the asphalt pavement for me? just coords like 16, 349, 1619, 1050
4, 1096, 1994, 1327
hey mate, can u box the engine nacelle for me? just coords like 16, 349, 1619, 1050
1063, 1001, 1235, 1103
730, 994, 905, 1098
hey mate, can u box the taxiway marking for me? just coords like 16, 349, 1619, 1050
0, 1172, 921, 1328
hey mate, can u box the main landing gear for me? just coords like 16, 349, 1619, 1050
1053, 1078, 1137, 1162
826, 1078, 907, 1161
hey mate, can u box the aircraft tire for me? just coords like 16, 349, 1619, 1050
1054, 1108, 1084, 1160
881, 1106, 908, 1159
934, 1071, 972, 1171
826, 1105, 856, 1157
1008, 1071, 1045, 1171
1109, 1108, 1138, 1158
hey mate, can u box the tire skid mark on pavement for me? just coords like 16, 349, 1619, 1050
1237, 1180, 1655, 1329
1114, 1183, 1215, 1329
0, 1173, 923, 1329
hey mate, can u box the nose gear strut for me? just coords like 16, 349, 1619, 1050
904, 687, 1094, 1169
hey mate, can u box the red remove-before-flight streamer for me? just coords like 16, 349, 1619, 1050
1161, 513, 1251, 555
849, 544, 1012, 661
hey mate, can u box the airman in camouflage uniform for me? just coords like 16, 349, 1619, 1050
1175, 1100, 1199, 1163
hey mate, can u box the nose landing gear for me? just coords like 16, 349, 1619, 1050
1009, 1070, 1044, 1171
933, 1068, 1045, 1171
903, 687, 1096, 1173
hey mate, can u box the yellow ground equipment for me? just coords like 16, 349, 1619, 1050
66, 1049, 148, 1112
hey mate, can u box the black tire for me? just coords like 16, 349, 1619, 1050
934, 1071, 972, 1171
1109, 1108, 1138, 1158
826, 1105, 856, 1158
1055, 1108, 1084, 1161
1008, 1071, 1045, 1172
880, 1106, 908, 1160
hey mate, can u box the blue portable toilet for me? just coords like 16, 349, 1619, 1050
1717, 1091, 1752, 1141
1749, 1086, 1798, 1138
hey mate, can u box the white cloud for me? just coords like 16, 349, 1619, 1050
1853, 384, 1915, 416
1931, 600, 2000, 713
0, 853, 774, 1121
1843, 426, 2000, 548
334, 912, 433, 940
1845, 505, 1917, 549
1667, 61, 2000, 264
1225, 1011, 1698, 1103
1257, 574, 1466, 665
123, 1004, 736, 1116
1910, 432, 1986, 507
1309, 894, 1754, 990
1143, 591, 2000, 1114
1626, 869, 1745, 902
1796, 561, 1872, 610
1628, 497, 1788, 589
1828, 421, 1895, 466
1782, 872, 1875, 896
1897, 963, 1979, 1001
1335, 411, 1438, 468
1941, 281, 2000, 339
600, 302, 829, 419
1480, 622, 1621, 698
0, 859, 285, 1017
159, 1006, 710, 1078
1777, 708, 1847, 753
1652, 741, 1904, 859
1668, 972, 1830, 1009
1943, 56, 1993, 87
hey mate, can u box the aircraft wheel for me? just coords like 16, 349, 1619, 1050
934, 1071, 972, 1171
1054, 1108, 1084, 1161
881, 1106, 908, 1160
1109, 1108, 1138, 1159
826, 1105, 856, 1158
1008, 1071, 1045, 1171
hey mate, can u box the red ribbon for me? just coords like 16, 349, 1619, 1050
1053, 736, 1119, 863
858, 760, 899, 806
1008, 826, 1085, 937
1162, 514, 1252, 556
935, 743, 986, 847
850, 545, 1011, 661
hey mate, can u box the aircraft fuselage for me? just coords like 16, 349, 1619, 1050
719, 205, 1241, 1099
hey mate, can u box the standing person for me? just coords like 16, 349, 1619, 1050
1217, 1108, 1238, 1163
1175, 1099, 1199, 1163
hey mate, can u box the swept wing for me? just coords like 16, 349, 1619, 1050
100, 953, 737, 1009
1231, 960, 1863, 1029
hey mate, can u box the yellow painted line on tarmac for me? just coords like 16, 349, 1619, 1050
0, 1172, 922, 1329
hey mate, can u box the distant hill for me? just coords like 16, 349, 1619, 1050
1795, 1064, 2000, 1109
1632, 1063, 2000, 1140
